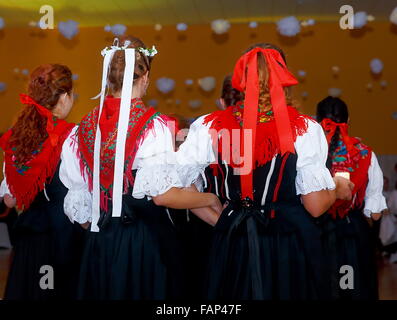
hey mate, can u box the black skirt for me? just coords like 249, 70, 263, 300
4, 168, 84, 300
77, 196, 185, 300
318, 209, 378, 300
205, 201, 329, 300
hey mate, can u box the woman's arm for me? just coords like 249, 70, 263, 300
295, 120, 354, 218
153, 187, 222, 212
364, 152, 388, 220
301, 176, 354, 217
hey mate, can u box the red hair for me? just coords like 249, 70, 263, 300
9, 64, 73, 165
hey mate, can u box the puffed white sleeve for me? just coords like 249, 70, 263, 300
59, 126, 92, 224
175, 115, 216, 192
132, 117, 184, 199
363, 152, 387, 217
0, 162, 12, 199
294, 119, 336, 195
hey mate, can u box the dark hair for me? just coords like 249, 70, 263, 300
220, 75, 243, 107
244, 43, 293, 109
316, 96, 349, 169
9, 64, 73, 165
108, 35, 153, 94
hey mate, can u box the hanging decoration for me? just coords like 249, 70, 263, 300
211, 19, 231, 35
104, 24, 127, 36
390, 7, 397, 24
198, 76, 216, 92
328, 88, 342, 97
156, 77, 175, 94
176, 23, 188, 31
58, 20, 79, 39
353, 11, 374, 29
370, 58, 383, 74
188, 100, 202, 109
0, 82, 7, 92
276, 16, 301, 37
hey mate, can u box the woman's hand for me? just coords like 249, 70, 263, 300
333, 176, 354, 201
4, 194, 16, 208
371, 213, 382, 221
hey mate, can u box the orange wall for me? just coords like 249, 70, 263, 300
0, 22, 396, 158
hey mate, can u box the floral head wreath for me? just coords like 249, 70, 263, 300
101, 38, 158, 57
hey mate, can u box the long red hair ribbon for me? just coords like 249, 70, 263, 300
320, 118, 354, 153
19, 93, 58, 146
231, 48, 298, 199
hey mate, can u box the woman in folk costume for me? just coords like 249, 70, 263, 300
0, 64, 84, 299
176, 43, 354, 300
61, 36, 221, 300
316, 96, 387, 300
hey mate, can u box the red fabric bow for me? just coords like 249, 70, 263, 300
320, 118, 354, 153
19, 93, 58, 146
231, 48, 298, 199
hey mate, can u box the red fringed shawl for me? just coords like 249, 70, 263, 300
204, 103, 313, 169
77, 97, 166, 205
0, 117, 74, 211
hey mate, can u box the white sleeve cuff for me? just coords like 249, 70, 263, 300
132, 164, 184, 199
0, 178, 11, 198
364, 194, 388, 218
296, 165, 336, 195
63, 188, 92, 224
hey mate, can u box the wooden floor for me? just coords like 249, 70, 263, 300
1, 248, 397, 299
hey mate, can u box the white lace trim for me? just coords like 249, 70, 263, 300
176, 164, 207, 192
63, 189, 92, 224
295, 165, 336, 195
364, 194, 388, 218
132, 164, 185, 199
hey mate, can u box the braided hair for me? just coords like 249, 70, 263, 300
316, 96, 349, 169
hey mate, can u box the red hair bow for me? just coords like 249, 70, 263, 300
19, 93, 58, 146
231, 48, 298, 199
320, 118, 354, 153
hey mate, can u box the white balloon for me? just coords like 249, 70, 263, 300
176, 23, 188, 31
154, 24, 162, 31
332, 66, 340, 74
198, 76, 216, 92
276, 16, 301, 37
249, 21, 258, 29
58, 20, 79, 40
104, 24, 126, 36
353, 11, 368, 29
297, 70, 306, 78
21, 69, 29, 75
188, 100, 202, 109
148, 99, 159, 107
0, 82, 7, 92
72, 74, 79, 81
370, 58, 383, 74
156, 77, 175, 94
185, 79, 194, 86
390, 7, 397, 25
328, 88, 342, 97
0, 17, 4, 30
211, 19, 231, 35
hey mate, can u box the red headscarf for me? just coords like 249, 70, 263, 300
231, 47, 298, 199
